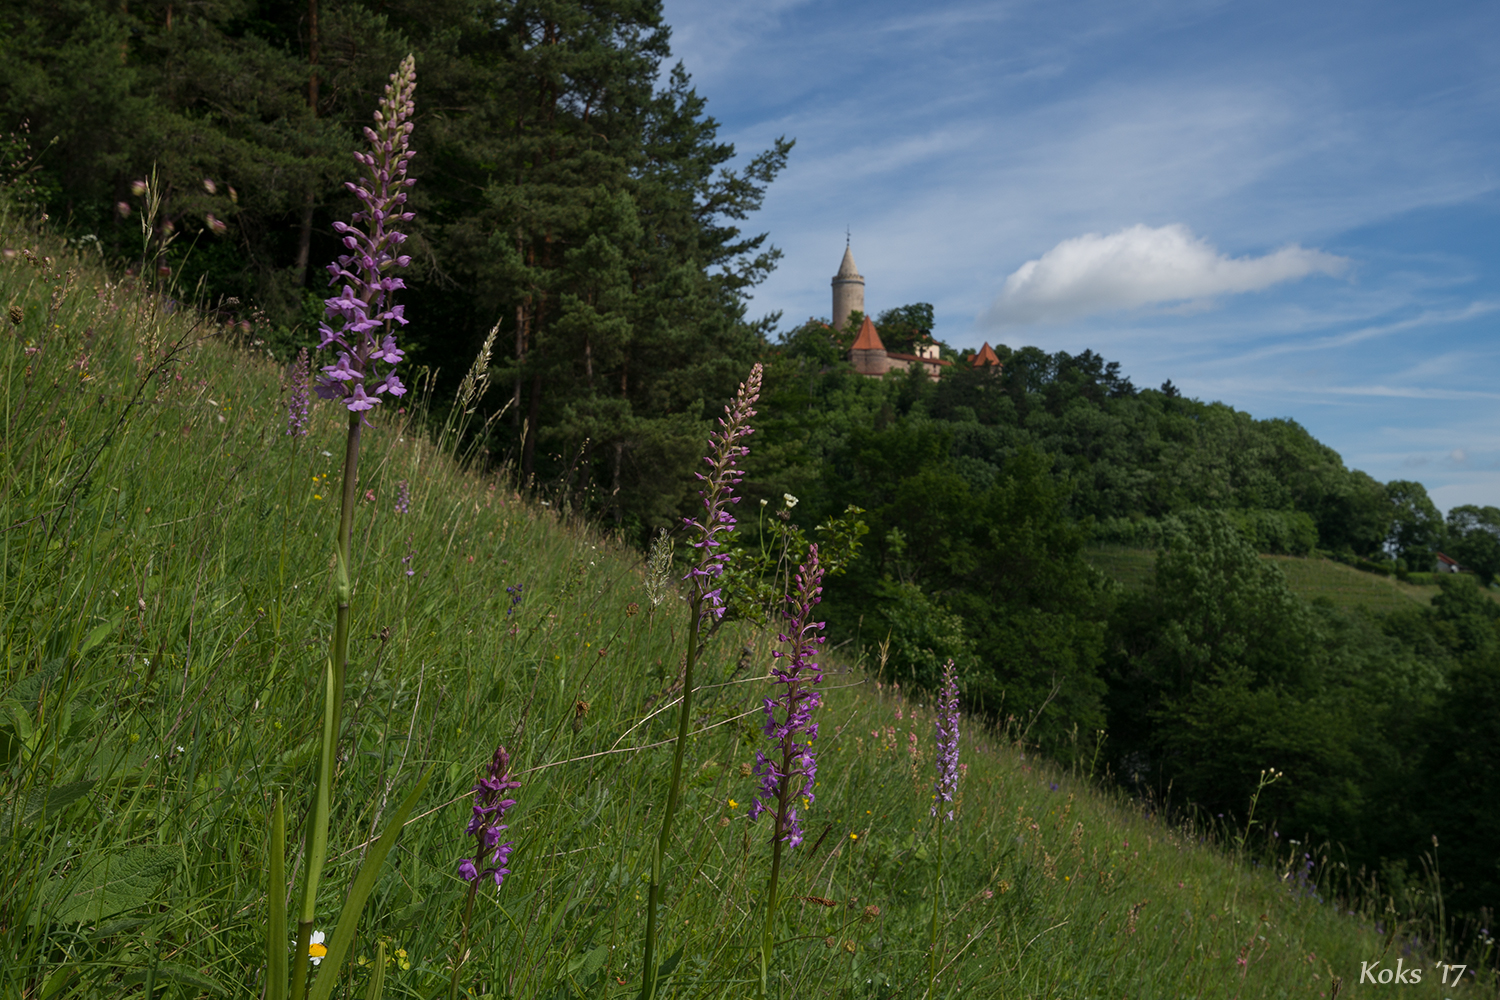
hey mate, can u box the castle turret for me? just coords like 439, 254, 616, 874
831, 244, 865, 331
849, 315, 889, 376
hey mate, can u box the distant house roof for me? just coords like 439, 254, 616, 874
888, 351, 952, 368
972, 342, 1002, 368
1438, 552, 1462, 567
851, 315, 885, 351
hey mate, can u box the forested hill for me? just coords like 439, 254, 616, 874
726, 314, 1500, 931
762, 329, 1416, 555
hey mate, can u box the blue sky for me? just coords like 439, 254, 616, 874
659, 0, 1500, 512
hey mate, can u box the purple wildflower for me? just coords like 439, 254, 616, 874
682, 364, 762, 621
286, 347, 310, 437
748, 545, 827, 848
459, 745, 520, 887
313, 55, 417, 415
394, 479, 410, 514
505, 584, 523, 616
932, 659, 960, 821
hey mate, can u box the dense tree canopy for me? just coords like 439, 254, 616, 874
0, 0, 789, 537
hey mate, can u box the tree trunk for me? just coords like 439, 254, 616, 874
294, 0, 320, 287
522, 373, 542, 479
513, 301, 526, 427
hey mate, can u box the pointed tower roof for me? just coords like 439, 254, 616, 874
835, 245, 862, 280
851, 315, 885, 351
973, 342, 1002, 368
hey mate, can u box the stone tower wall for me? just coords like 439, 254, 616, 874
832, 277, 864, 331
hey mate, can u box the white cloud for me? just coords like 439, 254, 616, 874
981, 224, 1349, 326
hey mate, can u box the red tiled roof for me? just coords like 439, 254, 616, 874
973, 342, 1002, 367
851, 315, 885, 351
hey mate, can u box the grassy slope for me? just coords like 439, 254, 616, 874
2, 237, 1488, 999
1085, 545, 1474, 614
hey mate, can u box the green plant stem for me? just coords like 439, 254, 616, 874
449, 878, 480, 1000
275, 432, 301, 640
291, 410, 362, 1000
759, 739, 797, 1000
927, 817, 943, 999
639, 590, 702, 1000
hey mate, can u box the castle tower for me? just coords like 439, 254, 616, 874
831, 244, 865, 330
849, 314, 889, 376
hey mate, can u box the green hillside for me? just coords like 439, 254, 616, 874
3, 234, 1493, 998
1087, 545, 1498, 613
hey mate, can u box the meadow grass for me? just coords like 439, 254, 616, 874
1085, 545, 1488, 614
3, 231, 1494, 998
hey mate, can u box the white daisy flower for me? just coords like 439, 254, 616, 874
309, 930, 327, 966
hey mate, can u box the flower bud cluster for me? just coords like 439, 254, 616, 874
747, 545, 827, 847
682, 363, 763, 620
315, 55, 417, 413
286, 347, 311, 437
932, 660, 961, 820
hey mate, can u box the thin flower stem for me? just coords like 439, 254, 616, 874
275, 438, 296, 639
333, 410, 362, 729
290, 410, 361, 1000
640, 588, 702, 1000
760, 740, 797, 999
928, 816, 942, 999
638, 364, 759, 1000
449, 879, 479, 1000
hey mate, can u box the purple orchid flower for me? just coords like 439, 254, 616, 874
748, 545, 827, 848
313, 55, 417, 415
459, 745, 520, 887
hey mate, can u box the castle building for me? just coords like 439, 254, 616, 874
835, 243, 953, 381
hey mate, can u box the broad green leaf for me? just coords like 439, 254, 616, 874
34, 846, 176, 924
2, 778, 97, 830
150, 963, 227, 997
80, 610, 125, 656
567, 943, 609, 978
39, 965, 78, 999
657, 946, 684, 980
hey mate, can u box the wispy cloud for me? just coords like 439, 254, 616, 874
1216, 302, 1500, 364
981, 224, 1348, 326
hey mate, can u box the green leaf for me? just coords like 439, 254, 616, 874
150, 963, 227, 996
34, 846, 176, 924
657, 946, 684, 981
4, 701, 32, 746
566, 943, 609, 978
2, 778, 97, 830
363, 941, 386, 1000
39, 965, 79, 999
87, 916, 149, 941
79, 610, 125, 656
307, 766, 432, 1000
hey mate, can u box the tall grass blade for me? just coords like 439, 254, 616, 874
267, 791, 287, 1000
307, 766, 432, 1000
